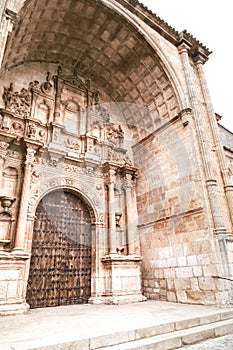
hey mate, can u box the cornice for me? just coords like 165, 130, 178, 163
117, 0, 212, 63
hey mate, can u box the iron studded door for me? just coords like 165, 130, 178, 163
26, 191, 92, 308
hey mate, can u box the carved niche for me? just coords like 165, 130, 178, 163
0, 196, 15, 247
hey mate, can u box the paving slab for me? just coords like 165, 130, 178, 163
0, 301, 233, 350
181, 334, 233, 350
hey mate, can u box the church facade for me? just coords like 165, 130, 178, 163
0, 0, 232, 315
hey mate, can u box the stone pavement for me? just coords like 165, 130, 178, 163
181, 334, 233, 349
0, 300, 233, 350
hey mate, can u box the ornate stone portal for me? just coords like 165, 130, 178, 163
0, 69, 145, 314
1, 0, 233, 315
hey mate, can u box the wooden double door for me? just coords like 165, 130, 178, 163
26, 190, 92, 308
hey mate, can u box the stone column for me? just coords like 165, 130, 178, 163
195, 58, 233, 225
0, 7, 15, 67
107, 168, 117, 255
178, 43, 226, 233
124, 173, 138, 255
0, 0, 6, 20
0, 141, 8, 189
0, 155, 4, 190
89, 221, 107, 303
53, 75, 62, 123
131, 178, 140, 255
13, 147, 35, 253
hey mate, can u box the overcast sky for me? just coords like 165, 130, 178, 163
140, 0, 233, 132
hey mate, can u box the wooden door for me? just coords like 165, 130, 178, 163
26, 190, 92, 308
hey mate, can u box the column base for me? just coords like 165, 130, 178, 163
12, 248, 30, 258
97, 254, 146, 305
214, 228, 228, 235
0, 252, 29, 316
0, 301, 29, 316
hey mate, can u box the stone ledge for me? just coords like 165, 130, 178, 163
101, 254, 143, 263
0, 251, 30, 260
96, 318, 233, 350
0, 301, 29, 316
89, 294, 146, 305
1, 302, 233, 349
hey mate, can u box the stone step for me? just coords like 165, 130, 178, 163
26, 309, 233, 350
96, 318, 233, 350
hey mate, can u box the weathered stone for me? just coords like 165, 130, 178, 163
0, 0, 232, 315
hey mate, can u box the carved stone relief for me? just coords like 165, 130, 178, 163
2, 83, 33, 117
28, 175, 105, 224
1, 70, 134, 169
0, 196, 15, 244
1, 69, 137, 255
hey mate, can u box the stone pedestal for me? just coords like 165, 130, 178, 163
0, 252, 29, 316
89, 255, 146, 305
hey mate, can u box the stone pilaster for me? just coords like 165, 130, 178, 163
0, 0, 6, 20
178, 43, 226, 233
89, 221, 105, 303
107, 167, 117, 255
0, 7, 16, 67
131, 178, 140, 255
53, 75, 62, 123
13, 147, 35, 254
0, 155, 4, 183
0, 141, 8, 190
195, 58, 233, 227
124, 173, 137, 255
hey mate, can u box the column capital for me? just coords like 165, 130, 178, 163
121, 165, 138, 178
177, 42, 191, 55
195, 58, 205, 66
107, 169, 116, 185
177, 30, 211, 63
123, 179, 132, 191
102, 162, 118, 184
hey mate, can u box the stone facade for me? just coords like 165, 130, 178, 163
0, 0, 232, 315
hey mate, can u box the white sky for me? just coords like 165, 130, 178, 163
140, 0, 233, 132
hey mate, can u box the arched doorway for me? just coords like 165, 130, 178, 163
26, 190, 92, 309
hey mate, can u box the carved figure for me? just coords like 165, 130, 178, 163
2, 83, 13, 109
57, 65, 62, 75
0, 142, 9, 150
41, 72, 53, 93
28, 124, 36, 138
123, 155, 133, 166
106, 124, 124, 145
2, 83, 33, 117
91, 91, 99, 105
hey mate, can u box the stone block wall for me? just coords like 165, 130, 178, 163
134, 113, 232, 305
0, 256, 29, 315
139, 222, 231, 305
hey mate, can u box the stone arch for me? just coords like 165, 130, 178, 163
0, 0, 184, 140
30, 184, 101, 225
27, 188, 94, 308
